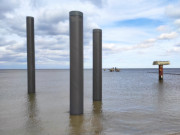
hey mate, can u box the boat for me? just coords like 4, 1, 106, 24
108, 67, 120, 72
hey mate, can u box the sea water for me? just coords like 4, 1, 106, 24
0, 69, 180, 135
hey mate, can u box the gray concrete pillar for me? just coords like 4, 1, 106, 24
26, 16, 35, 93
93, 29, 102, 101
69, 11, 83, 115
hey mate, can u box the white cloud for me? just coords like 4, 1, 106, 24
103, 43, 115, 50
102, 29, 179, 56
166, 4, 180, 18
158, 32, 178, 40
157, 25, 167, 31
103, 37, 155, 54
167, 47, 180, 54
174, 19, 180, 27
145, 38, 157, 43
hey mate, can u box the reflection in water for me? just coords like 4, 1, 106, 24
157, 80, 164, 92
156, 81, 165, 111
69, 101, 103, 135
159, 79, 163, 83
25, 94, 42, 135
93, 101, 102, 114
69, 115, 84, 135
91, 101, 103, 135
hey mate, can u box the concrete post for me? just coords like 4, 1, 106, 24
69, 11, 83, 115
159, 65, 163, 80
26, 16, 35, 93
93, 29, 102, 101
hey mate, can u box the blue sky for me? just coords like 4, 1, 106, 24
115, 18, 163, 27
0, 0, 180, 69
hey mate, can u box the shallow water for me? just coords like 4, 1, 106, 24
0, 69, 180, 135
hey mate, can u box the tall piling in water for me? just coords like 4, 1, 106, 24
153, 61, 170, 81
159, 65, 163, 80
26, 16, 35, 93
69, 11, 83, 115
93, 29, 102, 101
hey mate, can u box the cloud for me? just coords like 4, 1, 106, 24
36, 9, 68, 35
0, 0, 19, 19
145, 38, 157, 43
166, 4, 180, 18
80, 0, 103, 8
0, 37, 16, 47
95, 0, 166, 26
175, 43, 180, 47
0, 0, 101, 68
0, 0, 180, 68
102, 43, 115, 51
158, 32, 178, 40
102, 29, 179, 56
174, 19, 180, 27
167, 47, 180, 54
36, 49, 69, 65
36, 35, 68, 50
103, 38, 156, 54
157, 25, 167, 31
0, 41, 26, 63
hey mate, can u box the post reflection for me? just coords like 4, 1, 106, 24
156, 81, 165, 111
69, 115, 84, 135
69, 101, 103, 135
25, 94, 42, 135
91, 101, 103, 135
159, 79, 163, 83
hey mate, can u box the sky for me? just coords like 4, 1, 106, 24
0, 0, 180, 69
